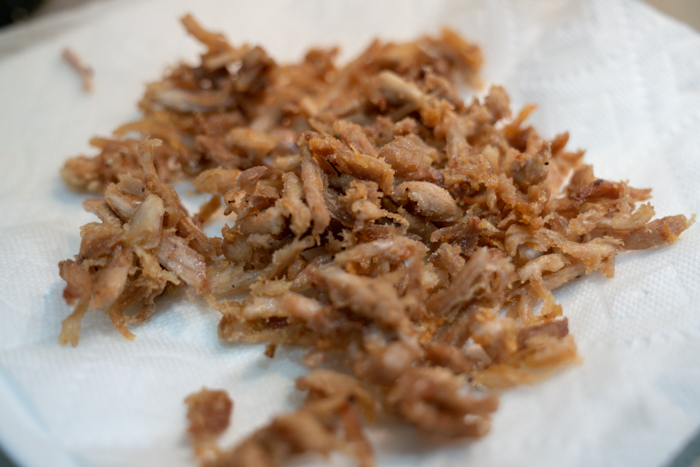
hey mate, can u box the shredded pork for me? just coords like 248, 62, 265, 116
57, 15, 693, 467
62, 47, 94, 93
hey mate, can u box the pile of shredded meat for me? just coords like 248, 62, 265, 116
58, 15, 693, 467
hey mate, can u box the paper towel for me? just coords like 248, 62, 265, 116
1, 0, 699, 466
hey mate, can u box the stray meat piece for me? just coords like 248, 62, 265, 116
62, 47, 94, 93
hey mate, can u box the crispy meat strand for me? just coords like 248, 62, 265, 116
300, 141, 331, 239
58, 14, 693, 467
62, 47, 94, 93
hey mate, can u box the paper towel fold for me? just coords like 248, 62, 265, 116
1, 0, 699, 466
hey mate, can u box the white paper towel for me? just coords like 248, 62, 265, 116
1, 0, 700, 466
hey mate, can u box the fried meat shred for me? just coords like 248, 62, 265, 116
58, 15, 693, 467
185, 372, 376, 467
62, 47, 94, 93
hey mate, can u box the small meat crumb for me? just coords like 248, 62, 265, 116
185, 387, 233, 438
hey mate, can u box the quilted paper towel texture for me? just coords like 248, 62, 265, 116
0, 0, 699, 466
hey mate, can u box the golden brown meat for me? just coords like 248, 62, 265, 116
56, 14, 693, 467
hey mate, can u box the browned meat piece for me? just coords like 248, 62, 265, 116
575, 179, 625, 203
185, 388, 233, 438
428, 248, 514, 317
144, 81, 233, 113
62, 47, 94, 93
510, 143, 550, 189
469, 310, 519, 363
180, 14, 234, 61
559, 237, 622, 277
423, 341, 478, 374
280, 291, 325, 321
429, 242, 464, 273
393, 181, 461, 222
517, 318, 569, 347
155, 234, 207, 293
193, 168, 241, 195
263, 237, 315, 279
210, 410, 340, 467
296, 370, 376, 420
622, 215, 693, 250
190, 371, 375, 467
376, 71, 426, 112
309, 266, 417, 344
352, 341, 420, 387
300, 144, 331, 238
226, 128, 279, 162
378, 134, 440, 181
334, 236, 426, 267
309, 134, 395, 195
61, 139, 145, 193
91, 244, 133, 310
194, 112, 246, 137
483, 85, 511, 121
278, 172, 312, 237
60, 155, 102, 192
197, 135, 245, 170
58, 260, 94, 346
430, 216, 481, 252
388, 367, 498, 437
141, 140, 215, 258
124, 194, 165, 248
334, 120, 378, 157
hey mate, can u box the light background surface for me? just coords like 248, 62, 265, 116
1, 1, 700, 467
23, 0, 700, 34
